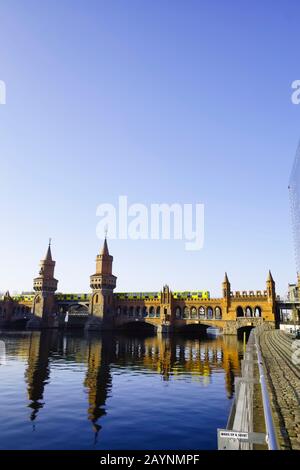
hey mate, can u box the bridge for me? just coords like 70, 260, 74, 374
1, 239, 278, 334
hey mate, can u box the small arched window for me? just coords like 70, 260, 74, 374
149, 306, 155, 317
183, 307, 190, 319
191, 307, 197, 319
199, 307, 205, 319
215, 307, 222, 319
254, 306, 261, 317
175, 307, 181, 319
207, 307, 213, 319
236, 306, 244, 318
245, 306, 252, 317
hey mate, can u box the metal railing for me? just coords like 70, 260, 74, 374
255, 331, 278, 450
218, 326, 278, 450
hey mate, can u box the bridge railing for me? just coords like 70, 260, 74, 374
218, 326, 278, 450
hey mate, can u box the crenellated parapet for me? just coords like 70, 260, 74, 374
230, 290, 268, 299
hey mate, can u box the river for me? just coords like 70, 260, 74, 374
0, 330, 243, 450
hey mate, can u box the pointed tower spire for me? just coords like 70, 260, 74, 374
266, 270, 276, 303
101, 237, 109, 256
45, 238, 52, 261
222, 271, 231, 305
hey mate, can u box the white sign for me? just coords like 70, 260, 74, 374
219, 431, 249, 440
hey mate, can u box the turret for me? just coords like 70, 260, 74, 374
33, 241, 58, 294
266, 270, 276, 303
89, 238, 117, 323
222, 272, 231, 312
32, 240, 58, 324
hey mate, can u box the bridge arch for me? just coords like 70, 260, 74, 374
68, 303, 89, 314
117, 319, 157, 334
177, 323, 212, 336
237, 325, 254, 340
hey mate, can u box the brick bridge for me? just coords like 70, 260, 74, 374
2, 239, 277, 334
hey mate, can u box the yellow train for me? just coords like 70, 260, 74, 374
173, 291, 210, 300
55, 293, 90, 301
116, 292, 161, 300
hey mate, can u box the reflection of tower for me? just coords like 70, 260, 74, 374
84, 334, 114, 441
221, 335, 241, 399
32, 241, 58, 326
25, 331, 53, 423
224, 358, 235, 399
88, 238, 117, 330
157, 335, 176, 381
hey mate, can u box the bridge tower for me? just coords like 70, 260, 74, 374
31, 241, 58, 327
266, 270, 277, 320
266, 270, 276, 302
222, 272, 231, 313
88, 238, 117, 330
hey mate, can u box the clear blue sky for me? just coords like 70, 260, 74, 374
0, 0, 300, 296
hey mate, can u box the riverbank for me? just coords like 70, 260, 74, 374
258, 329, 300, 450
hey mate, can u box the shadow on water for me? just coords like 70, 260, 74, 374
116, 321, 157, 336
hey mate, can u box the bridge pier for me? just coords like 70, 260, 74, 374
84, 315, 103, 331
156, 323, 173, 335
26, 314, 60, 330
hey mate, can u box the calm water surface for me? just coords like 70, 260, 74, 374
0, 330, 243, 449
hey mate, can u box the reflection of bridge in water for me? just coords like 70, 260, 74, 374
14, 331, 242, 440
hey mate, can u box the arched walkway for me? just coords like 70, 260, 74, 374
237, 325, 254, 340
